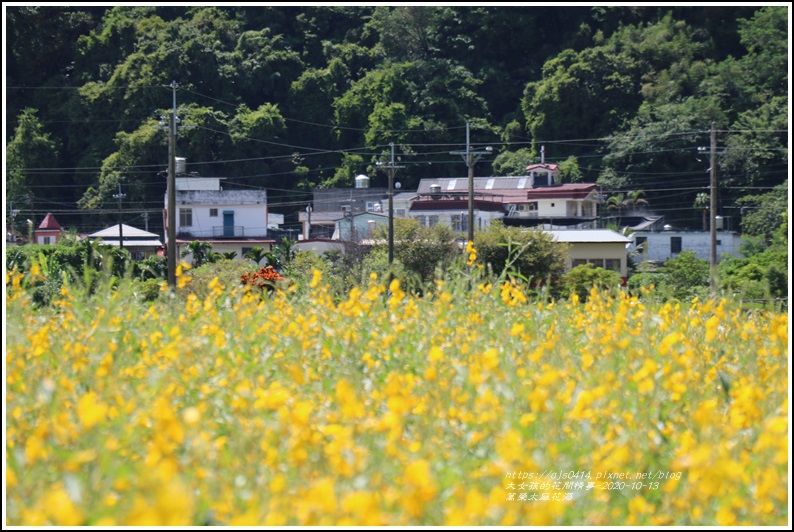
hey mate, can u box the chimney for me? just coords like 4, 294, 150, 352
540, 145, 545, 164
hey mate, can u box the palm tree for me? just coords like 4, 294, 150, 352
243, 246, 268, 265
182, 240, 213, 268
694, 192, 710, 230
626, 190, 648, 211
607, 193, 626, 216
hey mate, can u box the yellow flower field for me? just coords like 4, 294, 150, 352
4, 267, 789, 525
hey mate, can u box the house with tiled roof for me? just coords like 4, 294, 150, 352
34, 213, 65, 245
410, 172, 603, 232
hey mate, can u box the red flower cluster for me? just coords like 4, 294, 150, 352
240, 266, 286, 290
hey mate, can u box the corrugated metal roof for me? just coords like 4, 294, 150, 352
96, 239, 163, 247
417, 176, 537, 193
545, 229, 631, 243
89, 224, 159, 238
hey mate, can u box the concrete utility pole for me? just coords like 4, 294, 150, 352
451, 123, 491, 243
113, 183, 126, 249
167, 112, 176, 286
155, 81, 193, 287
376, 143, 404, 266
709, 122, 718, 296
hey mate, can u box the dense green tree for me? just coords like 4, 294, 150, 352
373, 218, 460, 288
556, 263, 624, 301
522, 46, 642, 152
6, 109, 62, 212
492, 148, 537, 177
473, 222, 567, 283
5, 6, 786, 247
661, 250, 710, 300
77, 118, 165, 210
737, 181, 788, 243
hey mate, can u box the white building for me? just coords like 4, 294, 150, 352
88, 224, 163, 260
414, 174, 602, 231
545, 229, 632, 277
408, 196, 505, 232
630, 230, 744, 263
165, 176, 274, 261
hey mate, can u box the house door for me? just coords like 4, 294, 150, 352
223, 211, 235, 237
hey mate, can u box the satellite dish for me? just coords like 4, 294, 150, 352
395, 182, 401, 189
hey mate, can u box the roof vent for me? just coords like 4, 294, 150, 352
429, 184, 442, 194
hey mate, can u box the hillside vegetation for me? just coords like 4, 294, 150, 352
6, 6, 788, 235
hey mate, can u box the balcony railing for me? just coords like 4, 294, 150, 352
212, 225, 245, 237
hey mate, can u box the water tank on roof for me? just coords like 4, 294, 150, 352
355, 174, 370, 189
429, 184, 442, 194
175, 157, 187, 176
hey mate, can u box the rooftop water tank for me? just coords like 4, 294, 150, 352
355, 174, 370, 189
429, 184, 442, 194
175, 157, 187, 176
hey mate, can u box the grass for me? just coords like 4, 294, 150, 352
4, 265, 789, 525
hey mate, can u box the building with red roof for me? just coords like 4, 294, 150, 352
34, 213, 65, 245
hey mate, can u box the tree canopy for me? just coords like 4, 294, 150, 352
5, 6, 788, 237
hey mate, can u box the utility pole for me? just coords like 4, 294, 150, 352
155, 81, 193, 287
377, 143, 405, 266
113, 183, 127, 249
451, 123, 491, 243
167, 112, 176, 286
709, 122, 718, 296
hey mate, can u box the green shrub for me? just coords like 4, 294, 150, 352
473, 222, 567, 283
556, 263, 624, 301
178, 259, 259, 301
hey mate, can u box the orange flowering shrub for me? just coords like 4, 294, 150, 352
240, 266, 286, 291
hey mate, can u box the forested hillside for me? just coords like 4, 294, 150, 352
5, 6, 788, 236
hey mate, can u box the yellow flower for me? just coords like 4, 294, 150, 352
77, 391, 108, 429
42, 485, 85, 526
310, 268, 323, 289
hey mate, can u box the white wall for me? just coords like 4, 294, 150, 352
176, 204, 269, 237
177, 241, 273, 264
411, 209, 503, 232
566, 242, 628, 276
631, 231, 744, 262
535, 199, 569, 217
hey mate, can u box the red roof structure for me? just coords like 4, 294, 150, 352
524, 183, 599, 201
525, 163, 561, 173
38, 213, 61, 230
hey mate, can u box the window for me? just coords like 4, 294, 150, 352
179, 208, 193, 227
670, 236, 682, 254
528, 202, 538, 212
604, 259, 621, 272
572, 259, 588, 268
451, 214, 469, 232
210, 208, 218, 217
43, 236, 51, 244
428, 215, 439, 227
635, 236, 647, 247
